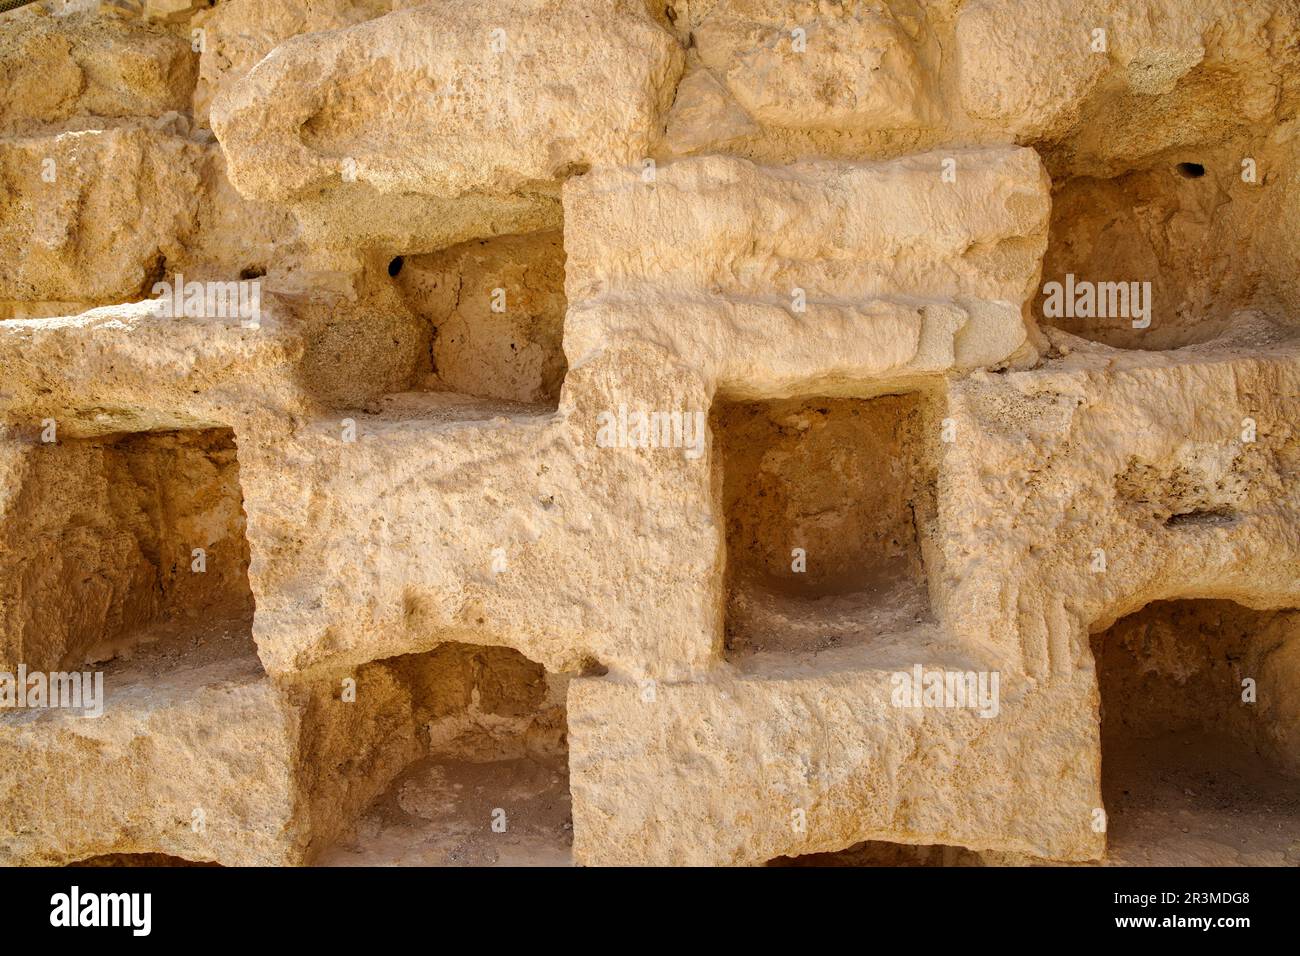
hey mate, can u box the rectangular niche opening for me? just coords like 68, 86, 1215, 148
0, 427, 257, 676
390, 230, 567, 414
713, 394, 936, 662
316, 642, 572, 867
1035, 165, 1262, 352
1093, 599, 1300, 866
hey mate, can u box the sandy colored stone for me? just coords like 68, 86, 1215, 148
566, 321, 1300, 865
956, 0, 1300, 171
569, 656, 1100, 865
2, 0, 1299, 871
395, 232, 568, 406
192, 0, 415, 126
0, 12, 196, 134
659, 0, 1300, 194
694, 0, 933, 130
210, 0, 683, 250
1036, 144, 1300, 350
933, 320, 1300, 683
0, 616, 564, 865
955, 0, 1109, 141
0, 300, 306, 434
0, 644, 301, 866
0, 125, 205, 306
0, 429, 251, 674
1094, 600, 1300, 778
563, 148, 1050, 396
235, 370, 720, 680
662, 65, 760, 156
0, 259, 437, 431
0, 126, 307, 319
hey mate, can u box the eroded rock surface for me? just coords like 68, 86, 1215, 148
1, 0, 1298, 870
210, 0, 683, 249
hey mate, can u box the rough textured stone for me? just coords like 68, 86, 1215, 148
0, 646, 301, 866
210, 0, 683, 249
0, 300, 305, 434
2, 0, 1298, 870
395, 232, 568, 406
0, 125, 205, 307
0, 636, 506, 865
0, 12, 196, 134
565, 323, 1300, 864
694, 0, 934, 131
0, 429, 251, 674
955, 0, 1298, 167
934, 321, 1300, 679
192, 0, 414, 127
563, 147, 1051, 396
235, 382, 720, 681
569, 659, 1100, 865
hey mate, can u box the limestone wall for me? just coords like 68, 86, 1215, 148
1, 0, 1298, 867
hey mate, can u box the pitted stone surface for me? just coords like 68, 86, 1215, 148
1, 0, 1298, 869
